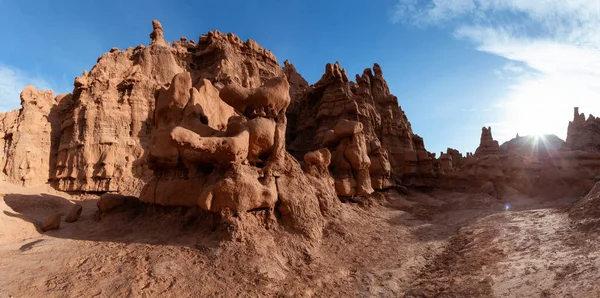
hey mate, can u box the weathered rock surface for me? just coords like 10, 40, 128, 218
0, 20, 289, 195
137, 67, 338, 238
5, 18, 600, 207
286, 62, 432, 195
570, 181, 600, 220
0, 87, 62, 187
480, 181, 495, 195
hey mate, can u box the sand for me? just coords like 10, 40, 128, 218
1, 181, 599, 297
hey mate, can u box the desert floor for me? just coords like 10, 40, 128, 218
1, 181, 599, 297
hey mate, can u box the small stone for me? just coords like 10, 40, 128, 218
65, 204, 83, 223
42, 214, 62, 232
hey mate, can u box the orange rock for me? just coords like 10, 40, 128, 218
97, 193, 138, 213
42, 214, 62, 232
65, 204, 83, 223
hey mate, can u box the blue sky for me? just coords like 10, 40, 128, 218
1, 0, 598, 154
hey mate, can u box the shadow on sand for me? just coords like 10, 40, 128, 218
2, 192, 225, 248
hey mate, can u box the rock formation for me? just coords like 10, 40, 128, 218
564, 107, 600, 152
65, 203, 83, 223
0, 87, 60, 186
0, 20, 292, 194
0, 20, 435, 199
325, 120, 375, 196
500, 134, 564, 160
138, 69, 338, 239
474, 127, 504, 157
286, 62, 434, 195
4, 18, 600, 207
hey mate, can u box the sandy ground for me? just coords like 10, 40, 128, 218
1, 181, 599, 297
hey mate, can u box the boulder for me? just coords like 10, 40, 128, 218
65, 204, 83, 223
42, 214, 62, 232
97, 193, 139, 213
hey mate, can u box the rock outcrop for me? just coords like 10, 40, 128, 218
138, 69, 338, 239
500, 134, 564, 160
0, 20, 291, 194
564, 107, 600, 152
5, 18, 600, 207
286, 62, 433, 195
0, 87, 61, 186
474, 127, 504, 157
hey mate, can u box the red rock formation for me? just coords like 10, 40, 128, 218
286, 62, 433, 194
0, 86, 62, 186
184, 30, 283, 89
49, 20, 285, 194
138, 70, 338, 239
8, 19, 600, 204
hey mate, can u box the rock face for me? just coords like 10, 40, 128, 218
570, 181, 600, 220
286, 62, 433, 195
138, 69, 338, 239
0, 87, 60, 186
6, 18, 600, 206
52, 25, 185, 193
185, 30, 284, 89
0, 20, 290, 194
326, 120, 375, 197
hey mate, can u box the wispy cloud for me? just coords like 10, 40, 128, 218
0, 63, 59, 112
391, 0, 600, 142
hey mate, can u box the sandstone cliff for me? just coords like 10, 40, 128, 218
1, 21, 290, 194
0, 87, 61, 186
286, 62, 434, 194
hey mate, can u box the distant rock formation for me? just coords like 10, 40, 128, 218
500, 134, 564, 160
565, 107, 600, 152
474, 126, 504, 157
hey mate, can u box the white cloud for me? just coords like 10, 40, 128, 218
0, 64, 57, 112
392, 0, 600, 143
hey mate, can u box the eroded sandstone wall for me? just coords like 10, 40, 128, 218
0, 20, 290, 194
286, 62, 434, 191
0, 87, 61, 186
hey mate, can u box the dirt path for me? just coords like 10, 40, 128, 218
1, 182, 599, 297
